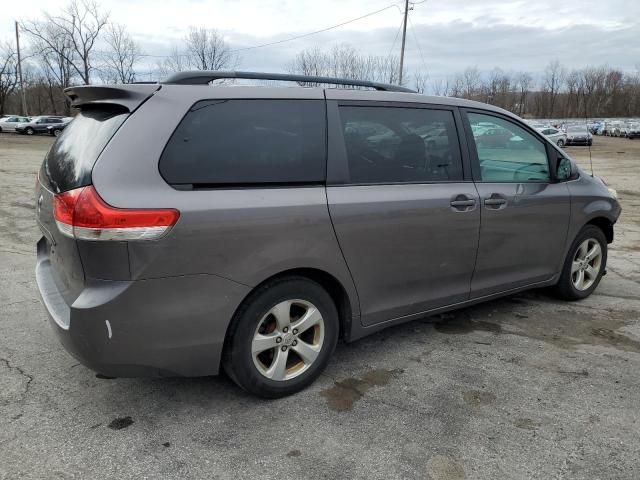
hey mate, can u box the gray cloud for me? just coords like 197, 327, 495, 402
138, 19, 640, 81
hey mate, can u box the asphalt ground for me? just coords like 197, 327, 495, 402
1, 132, 639, 479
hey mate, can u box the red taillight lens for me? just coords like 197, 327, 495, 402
53, 186, 179, 241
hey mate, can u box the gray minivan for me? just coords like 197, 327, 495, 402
35, 72, 621, 397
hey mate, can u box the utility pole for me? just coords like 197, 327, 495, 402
15, 21, 27, 116
398, 0, 409, 85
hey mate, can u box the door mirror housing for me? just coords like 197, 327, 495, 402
556, 157, 572, 181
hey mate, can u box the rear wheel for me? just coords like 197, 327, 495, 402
53, 129, 62, 137
223, 276, 339, 398
554, 225, 607, 300
557, 139, 565, 147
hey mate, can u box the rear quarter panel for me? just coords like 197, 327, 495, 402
90, 85, 360, 317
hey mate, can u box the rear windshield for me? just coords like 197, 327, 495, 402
41, 107, 129, 193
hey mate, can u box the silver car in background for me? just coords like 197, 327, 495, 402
536, 126, 568, 146
565, 125, 593, 146
0, 115, 31, 132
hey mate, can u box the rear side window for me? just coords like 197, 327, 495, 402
159, 99, 326, 186
338, 106, 463, 184
41, 107, 128, 193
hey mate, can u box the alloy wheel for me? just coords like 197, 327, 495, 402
251, 299, 325, 381
571, 238, 602, 291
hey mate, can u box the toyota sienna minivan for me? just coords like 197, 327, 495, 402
35, 71, 621, 397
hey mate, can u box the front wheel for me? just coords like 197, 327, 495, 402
223, 277, 339, 398
25, 127, 34, 135
557, 139, 565, 147
553, 225, 607, 300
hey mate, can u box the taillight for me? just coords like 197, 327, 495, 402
53, 185, 180, 241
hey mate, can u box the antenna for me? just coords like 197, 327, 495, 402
583, 91, 594, 177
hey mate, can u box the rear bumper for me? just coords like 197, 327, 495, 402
36, 242, 250, 377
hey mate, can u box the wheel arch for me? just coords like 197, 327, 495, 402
225, 267, 356, 346
586, 216, 614, 243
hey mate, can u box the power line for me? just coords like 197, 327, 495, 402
229, 3, 403, 53
102, 3, 404, 60
408, 15, 428, 73
387, 14, 406, 58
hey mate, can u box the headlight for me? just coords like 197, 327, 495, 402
607, 187, 618, 199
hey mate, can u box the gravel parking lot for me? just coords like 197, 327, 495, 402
1, 133, 639, 479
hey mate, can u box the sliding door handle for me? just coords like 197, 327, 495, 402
450, 194, 476, 212
450, 199, 476, 207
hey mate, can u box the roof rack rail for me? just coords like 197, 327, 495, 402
161, 70, 416, 93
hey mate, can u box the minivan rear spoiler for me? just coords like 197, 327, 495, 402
64, 84, 161, 112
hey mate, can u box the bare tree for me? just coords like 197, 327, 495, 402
462, 67, 480, 99
157, 27, 237, 79
184, 27, 237, 70
412, 72, 429, 94
22, 0, 109, 85
157, 46, 189, 78
542, 60, 566, 117
512, 72, 531, 116
0, 40, 18, 115
431, 77, 450, 96
450, 73, 464, 97
100, 23, 141, 83
288, 44, 403, 87
28, 24, 75, 114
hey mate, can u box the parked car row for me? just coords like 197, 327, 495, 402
590, 120, 639, 138
0, 115, 73, 136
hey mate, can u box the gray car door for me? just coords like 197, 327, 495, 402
326, 101, 480, 326
462, 109, 570, 298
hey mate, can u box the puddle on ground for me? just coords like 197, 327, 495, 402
513, 418, 541, 430
286, 449, 301, 457
462, 390, 496, 407
432, 298, 640, 354
320, 368, 402, 412
426, 455, 465, 480
107, 416, 134, 430
434, 315, 502, 335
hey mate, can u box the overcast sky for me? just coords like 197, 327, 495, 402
3, 0, 639, 83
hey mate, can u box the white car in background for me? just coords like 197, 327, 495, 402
536, 127, 568, 146
0, 115, 31, 132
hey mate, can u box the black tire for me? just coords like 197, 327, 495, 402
557, 139, 565, 147
553, 225, 607, 300
26, 127, 34, 135
223, 276, 339, 398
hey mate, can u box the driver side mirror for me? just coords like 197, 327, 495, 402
556, 157, 572, 181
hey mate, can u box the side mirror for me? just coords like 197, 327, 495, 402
556, 157, 572, 181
